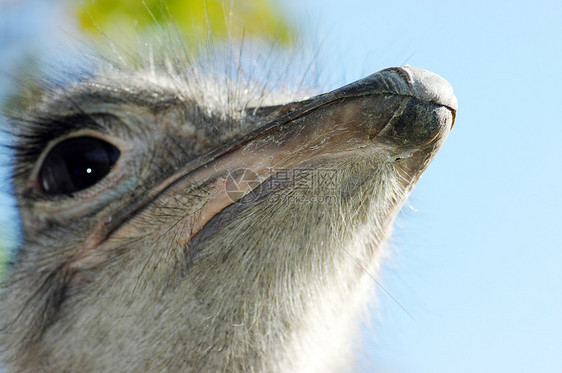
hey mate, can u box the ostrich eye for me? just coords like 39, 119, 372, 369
39, 136, 120, 195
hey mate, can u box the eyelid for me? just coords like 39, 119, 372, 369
13, 114, 106, 163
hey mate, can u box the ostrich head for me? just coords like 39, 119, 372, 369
0, 36, 456, 372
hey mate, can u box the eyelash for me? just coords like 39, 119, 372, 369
10, 114, 108, 164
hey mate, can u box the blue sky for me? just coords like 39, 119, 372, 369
1, 0, 561, 372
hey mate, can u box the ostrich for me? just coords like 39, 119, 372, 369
0, 33, 456, 372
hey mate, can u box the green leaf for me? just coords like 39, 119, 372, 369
75, 0, 293, 45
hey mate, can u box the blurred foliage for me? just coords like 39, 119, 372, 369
76, 0, 293, 45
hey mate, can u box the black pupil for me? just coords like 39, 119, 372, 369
39, 137, 120, 195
